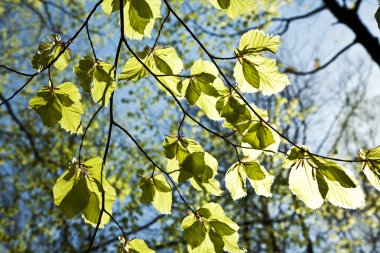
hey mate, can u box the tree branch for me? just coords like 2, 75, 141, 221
287, 40, 356, 76
323, 0, 380, 66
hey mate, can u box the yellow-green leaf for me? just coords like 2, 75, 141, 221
139, 174, 172, 214
31, 34, 70, 71
359, 146, 380, 191
180, 60, 229, 120
74, 56, 116, 106
182, 202, 244, 253
284, 146, 365, 209
29, 82, 83, 134
209, 0, 255, 19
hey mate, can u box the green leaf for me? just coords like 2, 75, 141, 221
209, 0, 255, 19
241, 123, 280, 159
52, 157, 116, 227
74, 56, 116, 106
181, 202, 244, 253
244, 160, 265, 180
284, 146, 365, 209
177, 152, 201, 182
225, 162, 247, 200
119, 46, 183, 96
241, 58, 260, 90
31, 34, 70, 71
163, 136, 204, 163
216, 92, 267, 133
309, 156, 356, 188
316, 169, 328, 199
234, 29, 289, 95
81, 157, 116, 227
225, 158, 273, 200
180, 60, 229, 120
102, 0, 161, 40
375, 7, 380, 29
53, 165, 90, 218
101, 0, 125, 15
181, 152, 222, 196
166, 147, 222, 196
242, 122, 275, 150
246, 166, 274, 198
119, 47, 150, 82
288, 158, 325, 209
239, 29, 280, 54
182, 218, 207, 248
234, 55, 289, 95
139, 174, 172, 214
209, 221, 235, 236
152, 47, 184, 75
359, 146, 380, 191
92, 61, 116, 106
29, 82, 83, 134
118, 237, 155, 253
216, 0, 230, 9
73, 56, 94, 91
125, 0, 161, 40
216, 95, 247, 124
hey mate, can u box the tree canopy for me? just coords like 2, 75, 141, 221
1, 0, 380, 252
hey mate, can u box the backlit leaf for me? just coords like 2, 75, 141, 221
74, 56, 116, 106
216, 92, 267, 134
284, 146, 365, 209
81, 157, 116, 227
53, 164, 90, 218
139, 173, 172, 214
234, 55, 289, 95
180, 60, 229, 120
234, 29, 289, 95
29, 82, 83, 134
53, 157, 116, 227
31, 34, 70, 71
119, 46, 183, 96
226, 158, 273, 200
209, 0, 255, 19
118, 237, 155, 253
181, 202, 244, 252
102, 0, 161, 40
242, 121, 275, 150
359, 146, 380, 191
239, 29, 280, 54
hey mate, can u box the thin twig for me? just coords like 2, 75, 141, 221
86, 23, 97, 59
0, 65, 34, 77
178, 114, 186, 137
113, 121, 196, 214
287, 40, 356, 76
78, 106, 104, 164
104, 209, 126, 235
152, 10, 171, 49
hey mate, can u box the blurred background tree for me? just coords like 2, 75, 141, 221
0, 0, 379, 252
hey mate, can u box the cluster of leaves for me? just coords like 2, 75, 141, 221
53, 157, 116, 227
164, 136, 223, 196
182, 203, 243, 252
20, 0, 380, 252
